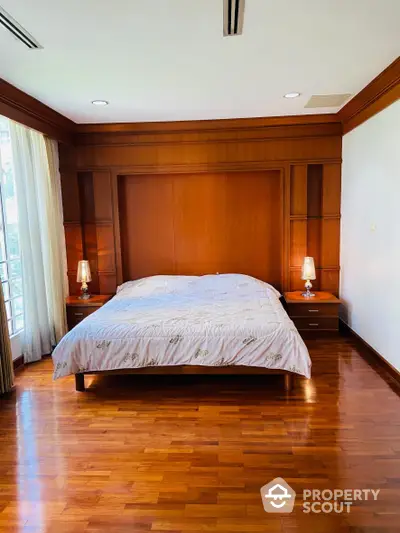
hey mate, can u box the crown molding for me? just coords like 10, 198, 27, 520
0, 78, 75, 143
339, 56, 400, 134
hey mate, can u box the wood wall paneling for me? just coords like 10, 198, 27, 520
322, 163, 342, 215
118, 174, 176, 280
92, 171, 117, 292
307, 164, 323, 217
64, 223, 83, 295
118, 171, 283, 288
288, 162, 341, 295
321, 219, 340, 268
74, 135, 342, 171
75, 113, 341, 135
290, 220, 307, 268
290, 164, 308, 216
61, 165, 117, 295
60, 117, 342, 296
306, 218, 321, 267
320, 269, 340, 294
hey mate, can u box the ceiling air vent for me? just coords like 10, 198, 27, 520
305, 94, 352, 108
0, 6, 42, 49
223, 0, 245, 36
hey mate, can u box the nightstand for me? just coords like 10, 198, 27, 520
284, 291, 340, 333
66, 295, 112, 330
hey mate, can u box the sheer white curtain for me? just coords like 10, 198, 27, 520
10, 122, 67, 363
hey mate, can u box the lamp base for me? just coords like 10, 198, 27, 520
301, 289, 315, 298
78, 293, 91, 300
301, 280, 315, 298
78, 283, 91, 300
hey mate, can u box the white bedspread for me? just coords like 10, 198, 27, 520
52, 274, 311, 379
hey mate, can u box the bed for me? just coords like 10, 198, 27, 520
52, 274, 311, 391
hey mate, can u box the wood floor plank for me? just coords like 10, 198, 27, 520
0, 336, 400, 532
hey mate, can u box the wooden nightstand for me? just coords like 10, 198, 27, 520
66, 295, 112, 330
284, 291, 340, 333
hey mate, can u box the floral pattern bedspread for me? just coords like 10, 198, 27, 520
52, 274, 311, 379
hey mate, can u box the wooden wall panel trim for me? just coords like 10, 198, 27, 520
60, 171, 81, 223
75, 114, 340, 135
92, 171, 113, 222
0, 78, 74, 143
75, 125, 342, 147
95, 225, 116, 273
322, 164, 341, 216
98, 273, 117, 295
339, 56, 400, 134
290, 165, 308, 216
290, 220, 307, 268
111, 172, 123, 286
321, 219, 340, 268
282, 164, 291, 292
74, 160, 342, 175
75, 137, 342, 169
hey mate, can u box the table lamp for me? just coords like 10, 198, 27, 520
77, 260, 92, 300
301, 256, 316, 298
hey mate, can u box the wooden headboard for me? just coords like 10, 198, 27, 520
118, 170, 283, 288
60, 115, 342, 296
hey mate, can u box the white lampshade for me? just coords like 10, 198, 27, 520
77, 260, 92, 283
301, 257, 316, 281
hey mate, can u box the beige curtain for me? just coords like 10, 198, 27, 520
44, 138, 68, 342
0, 282, 14, 394
9, 123, 68, 363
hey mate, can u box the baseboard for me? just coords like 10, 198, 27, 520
12, 353, 53, 373
13, 355, 24, 372
340, 319, 400, 389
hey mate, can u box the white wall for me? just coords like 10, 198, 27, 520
10, 332, 22, 361
341, 99, 400, 371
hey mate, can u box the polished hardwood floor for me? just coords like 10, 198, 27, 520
1, 336, 400, 532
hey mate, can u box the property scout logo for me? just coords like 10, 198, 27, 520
260, 478, 296, 513
260, 478, 380, 514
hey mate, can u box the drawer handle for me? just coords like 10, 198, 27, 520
74, 312, 84, 316
309, 323, 319, 327
308, 309, 319, 313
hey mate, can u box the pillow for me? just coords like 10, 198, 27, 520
116, 275, 198, 297
197, 273, 281, 299
117, 274, 281, 299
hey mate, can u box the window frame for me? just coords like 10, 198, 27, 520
0, 117, 24, 336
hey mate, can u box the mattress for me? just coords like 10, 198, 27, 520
52, 274, 311, 379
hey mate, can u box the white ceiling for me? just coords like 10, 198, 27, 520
0, 0, 399, 124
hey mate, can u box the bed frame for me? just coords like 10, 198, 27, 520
74, 366, 294, 392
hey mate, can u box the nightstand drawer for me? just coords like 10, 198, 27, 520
66, 295, 112, 331
293, 317, 339, 331
287, 303, 340, 317
67, 306, 97, 328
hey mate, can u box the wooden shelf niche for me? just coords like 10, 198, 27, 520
289, 163, 341, 295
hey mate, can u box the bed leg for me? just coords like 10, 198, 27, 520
284, 373, 293, 392
75, 373, 85, 392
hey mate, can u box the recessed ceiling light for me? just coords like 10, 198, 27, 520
284, 92, 301, 99
91, 100, 109, 106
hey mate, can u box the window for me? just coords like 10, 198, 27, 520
0, 117, 24, 335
